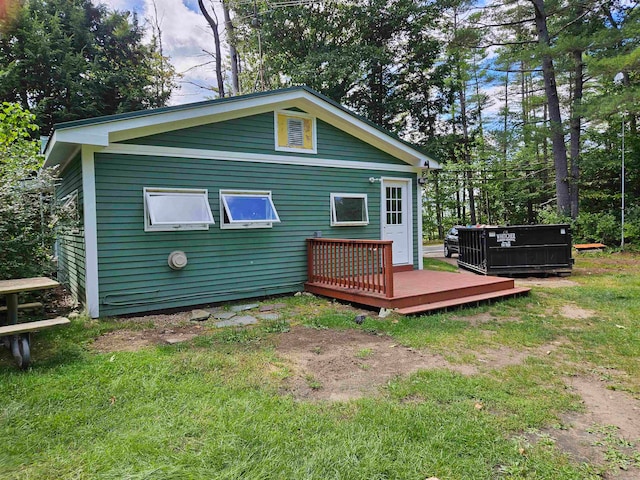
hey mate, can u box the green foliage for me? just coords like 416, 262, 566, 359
0, 102, 41, 177
234, 0, 445, 131
0, 102, 59, 279
0, 0, 176, 134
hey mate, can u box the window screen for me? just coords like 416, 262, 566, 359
220, 191, 280, 228
331, 194, 369, 226
144, 188, 214, 232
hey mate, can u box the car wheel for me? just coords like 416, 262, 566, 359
444, 244, 451, 258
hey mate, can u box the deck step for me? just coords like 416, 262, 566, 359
0, 302, 44, 313
0, 317, 71, 336
396, 287, 531, 315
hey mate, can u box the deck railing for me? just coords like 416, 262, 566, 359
307, 238, 394, 298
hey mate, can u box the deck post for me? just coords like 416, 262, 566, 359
384, 244, 394, 298
306, 239, 314, 283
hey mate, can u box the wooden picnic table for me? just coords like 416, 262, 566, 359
0, 277, 69, 368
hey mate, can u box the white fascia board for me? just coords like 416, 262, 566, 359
45, 130, 110, 168
45, 89, 440, 170
293, 94, 440, 169
44, 91, 306, 167
105, 91, 308, 143
43, 130, 58, 160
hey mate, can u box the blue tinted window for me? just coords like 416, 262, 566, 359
221, 192, 280, 225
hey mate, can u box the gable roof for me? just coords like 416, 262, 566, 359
44, 86, 440, 170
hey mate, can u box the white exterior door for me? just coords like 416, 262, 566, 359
382, 179, 412, 265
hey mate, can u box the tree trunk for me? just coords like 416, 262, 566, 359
222, 0, 240, 95
569, 48, 583, 219
434, 171, 443, 238
503, 72, 509, 163
457, 63, 476, 224
530, 0, 570, 216
198, 0, 225, 97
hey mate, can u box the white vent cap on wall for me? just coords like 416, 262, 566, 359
168, 251, 188, 270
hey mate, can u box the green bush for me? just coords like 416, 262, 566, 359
0, 102, 60, 280
575, 211, 620, 245
538, 206, 626, 245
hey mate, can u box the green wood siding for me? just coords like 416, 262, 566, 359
123, 112, 408, 166
55, 154, 86, 304
95, 153, 417, 316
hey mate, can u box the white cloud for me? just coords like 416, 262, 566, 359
99, 0, 223, 104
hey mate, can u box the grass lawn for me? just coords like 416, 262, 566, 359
1, 253, 639, 479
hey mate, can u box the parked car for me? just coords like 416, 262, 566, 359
444, 227, 460, 257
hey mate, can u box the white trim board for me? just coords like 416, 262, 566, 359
100, 144, 421, 173
81, 146, 100, 318
417, 183, 424, 270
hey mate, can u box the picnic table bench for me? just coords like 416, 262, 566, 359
574, 243, 607, 251
0, 277, 70, 368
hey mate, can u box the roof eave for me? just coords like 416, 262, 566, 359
44, 87, 441, 170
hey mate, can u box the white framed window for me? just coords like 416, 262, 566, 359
274, 110, 317, 154
220, 190, 281, 229
331, 193, 369, 226
57, 189, 83, 233
143, 187, 215, 232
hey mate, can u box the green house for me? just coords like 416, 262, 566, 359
44, 87, 440, 318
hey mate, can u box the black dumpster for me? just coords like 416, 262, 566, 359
457, 224, 573, 276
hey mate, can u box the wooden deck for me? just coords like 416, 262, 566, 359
305, 269, 530, 315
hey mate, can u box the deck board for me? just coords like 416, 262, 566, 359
305, 270, 530, 314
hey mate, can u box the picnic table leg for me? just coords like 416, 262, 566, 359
6, 293, 18, 325
4, 293, 31, 368
10, 335, 30, 369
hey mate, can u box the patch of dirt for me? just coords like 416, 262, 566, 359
117, 311, 192, 327
454, 312, 521, 326
92, 325, 203, 352
275, 327, 468, 401
515, 277, 579, 288
274, 327, 562, 401
473, 342, 563, 370
538, 375, 640, 479
559, 304, 596, 320
91, 311, 205, 353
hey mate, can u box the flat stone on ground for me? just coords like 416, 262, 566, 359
230, 303, 260, 312
164, 334, 198, 345
215, 315, 258, 328
213, 311, 236, 320
204, 306, 224, 314
190, 309, 211, 322
259, 303, 287, 312
257, 313, 281, 321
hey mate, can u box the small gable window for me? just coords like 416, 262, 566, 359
275, 111, 316, 154
331, 193, 369, 226
144, 187, 215, 232
220, 190, 281, 229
